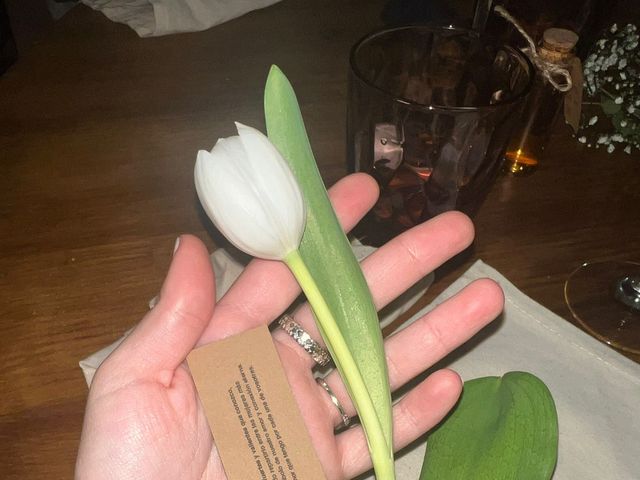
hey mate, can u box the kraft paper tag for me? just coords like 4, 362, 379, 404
187, 325, 327, 480
564, 56, 583, 133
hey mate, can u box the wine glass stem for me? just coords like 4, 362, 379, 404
613, 275, 640, 312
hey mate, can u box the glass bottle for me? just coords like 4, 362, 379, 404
483, 0, 613, 60
503, 28, 578, 175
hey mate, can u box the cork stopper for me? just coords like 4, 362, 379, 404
543, 28, 579, 52
540, 28, 579, 64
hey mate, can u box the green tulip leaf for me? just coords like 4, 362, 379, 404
264, 65, 394, 479
420, 371, 558, 480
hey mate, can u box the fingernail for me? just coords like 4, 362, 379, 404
148, 295, 159, 310
173, 236, 181, 255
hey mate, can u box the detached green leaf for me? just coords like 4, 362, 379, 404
421, 372, 558, 480
264, 65, 394, 478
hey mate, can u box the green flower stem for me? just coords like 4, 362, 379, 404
284, 249, 395, 480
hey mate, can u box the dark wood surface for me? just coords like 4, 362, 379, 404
1, 1, 638, 478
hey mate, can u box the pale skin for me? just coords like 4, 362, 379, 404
75, 173, 504, 480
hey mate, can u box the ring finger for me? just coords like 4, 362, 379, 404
318, 278, 503, 428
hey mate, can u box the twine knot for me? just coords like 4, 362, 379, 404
494, 5, 573, 93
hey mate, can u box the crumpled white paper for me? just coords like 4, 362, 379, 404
81, 0, 282, 37
361, 260, 640, 480
79, 242, 433, 385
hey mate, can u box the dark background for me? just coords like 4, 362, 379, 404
3, 0, 639, 76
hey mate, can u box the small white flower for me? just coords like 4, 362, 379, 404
194, 122, 306, 260
624, 145, 632, 154
615, 96, 623, 104
607, 144, 615, 153
578, 136, 587, 143
589, 116, 599, 126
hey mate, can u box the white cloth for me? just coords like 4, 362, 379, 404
81, 0, 282, 37
361, 260, 640, 480
80, 257, 640, 478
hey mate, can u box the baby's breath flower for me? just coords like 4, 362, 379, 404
580, 23, 639, 155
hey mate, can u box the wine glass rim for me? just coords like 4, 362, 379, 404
349, 24, 535, 113
564, 259, 640, 355
568, 259, 640, 272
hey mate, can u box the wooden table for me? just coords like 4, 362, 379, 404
1, 1, 638, 478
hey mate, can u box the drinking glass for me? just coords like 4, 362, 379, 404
347, 25, 533, 245
565, 261, 640, 354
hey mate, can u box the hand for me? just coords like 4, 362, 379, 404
75, 173, 503, 480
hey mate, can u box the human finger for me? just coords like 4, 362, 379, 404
98, 235, 215, 387
275, 211, 476, 369
317, 278, 503, 426
383, 278, 504, 389
336, 369, 462, 479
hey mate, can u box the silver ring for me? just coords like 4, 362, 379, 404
278, 314, 331, 367
316, 377, 351, 428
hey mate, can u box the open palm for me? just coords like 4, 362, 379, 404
76, 173, 503, 480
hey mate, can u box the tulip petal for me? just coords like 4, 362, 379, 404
195, 148, 280, 257
235, 122, 306, 251
194, 127, 305, 261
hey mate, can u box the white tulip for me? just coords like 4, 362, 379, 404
194, 122, 306, 261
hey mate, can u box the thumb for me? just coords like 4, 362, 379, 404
101, 235, 215, 386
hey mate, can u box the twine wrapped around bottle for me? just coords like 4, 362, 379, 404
494, 5, 573, 93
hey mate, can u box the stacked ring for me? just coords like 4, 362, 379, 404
316, 377, 351, 428
277, 314, 331, 367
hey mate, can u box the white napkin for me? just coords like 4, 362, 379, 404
80, 0, 282, 37
79, 242, 433, 385
361, 260, 640, 480
81, 256, 639, 478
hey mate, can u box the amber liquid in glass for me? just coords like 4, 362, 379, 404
359, 151, 482, 246
372, 161, 432, 230
504, 75, 564, 175
504, 149, 540, 175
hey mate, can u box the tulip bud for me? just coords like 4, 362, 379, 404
194, 123, 306, 260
